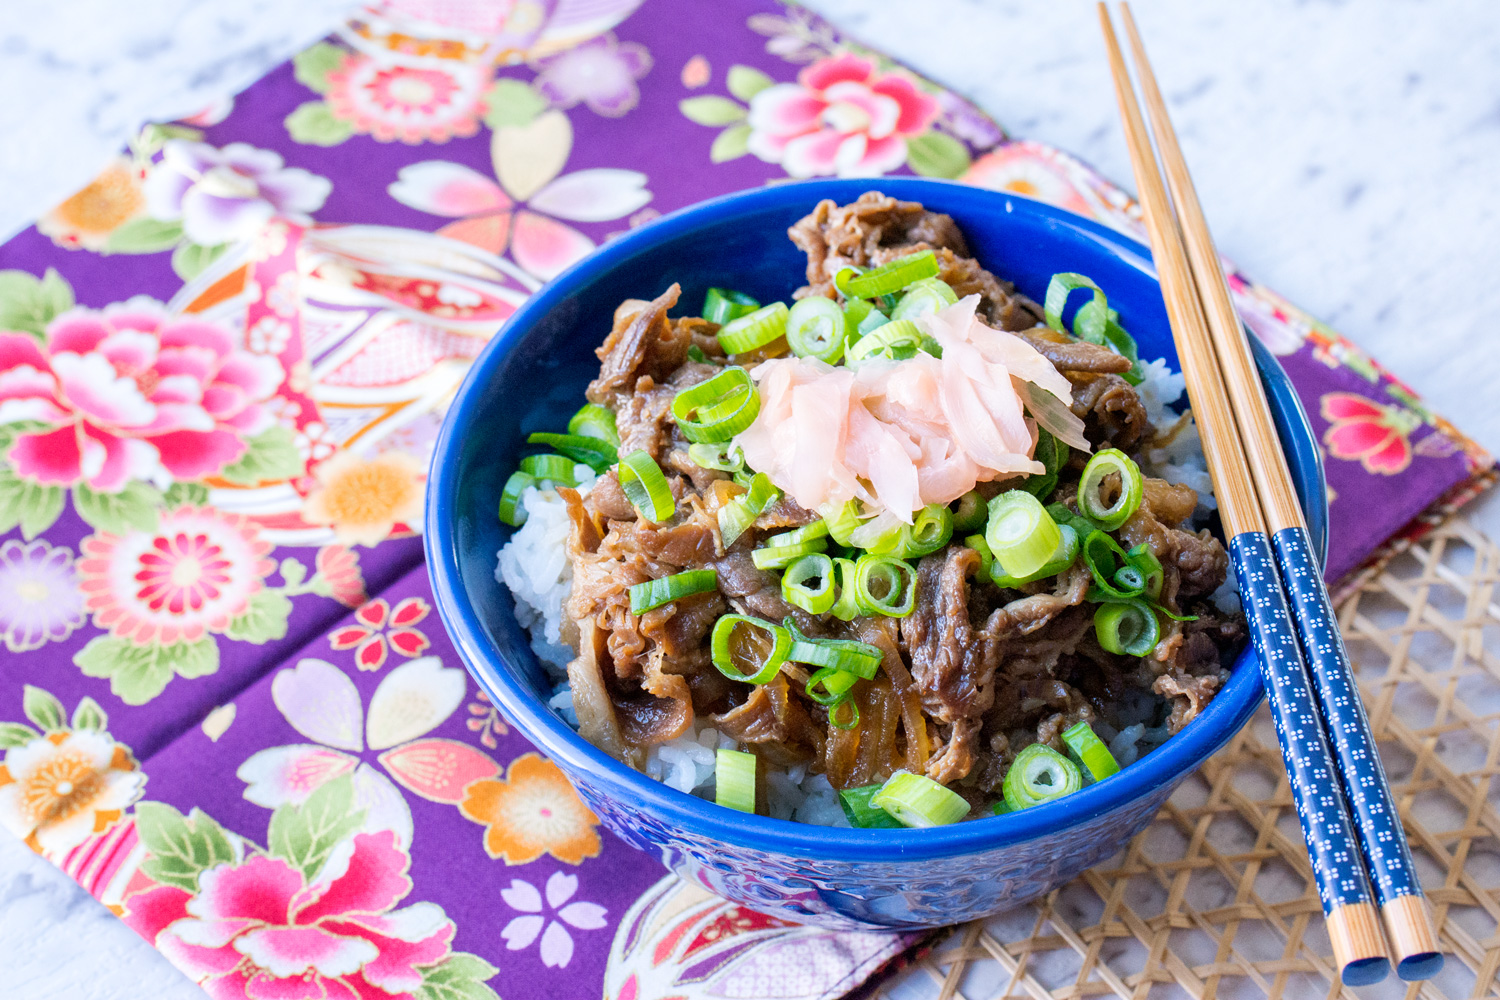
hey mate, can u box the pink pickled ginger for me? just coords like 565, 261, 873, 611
734, 296, 1089, 522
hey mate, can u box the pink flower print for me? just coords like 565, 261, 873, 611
78, 506, 275, 645
1321, 392, 1421, 476
533, 33, 652, 117
315, 544, 368, 607
326, 50, 489, 144
329, 596, 432, 670
746, 52, 938, 178
238, 656, 495, 846
387, 110, 651, 279
0, 539, 85, 653
124, 830, 456, 999
501, 872, 607, 969
0, 298, 283, 492
143, 140, 331, 246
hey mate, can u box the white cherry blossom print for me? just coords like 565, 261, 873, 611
501, 871, 608, 968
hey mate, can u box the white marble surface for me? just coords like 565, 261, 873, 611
3, 1, 1499, 997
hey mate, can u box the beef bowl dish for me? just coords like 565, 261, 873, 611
426, 178, 1325, 930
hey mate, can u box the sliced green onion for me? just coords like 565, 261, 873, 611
839, 784, 903, 828
629, 568, 718, 615
1103, 307, 1145, 385
785, 296, 849, 364
965, 533, 994, 582
821, 500, 862, 546
991, 523, 1079, 588
1149, 600, 1199, 623
992, 799, 1013, 816
853, 554, 918, 617
520, 453, 577, 486
849, 515, 907, 554
618, 450, 675, 523
498, 471, 534, 527
715, 748, 757, 813
829, 557, 860, 621
770, 521, 830, 547
842, 251, 940, 299
671, 367, 760, 443
1127, 545, 1164, 600
829, 699, 860, 730
1082, 530, 1144, 600
871, 769, 969, 828
1043, 272, 1108, 342
717, 301, 789, 354
1022, 430, 1067, 501
843, 297, 874, 333
951, 491, 987, 533
703, 287, 760, 325
1045, 502, 1097, 537
1002, 744, 1084, 811
568, 403, 620, 447
688, 441, 745, 473
751, 537, 827, 571
743, 472, 780, 513
718, 499, 757, 548
1078, 449, 1143, 529
985, 491, 1063, 580
896, 504, 953, 559
856, 304, 890, 336
1094, 599, 1160, 657
785, 620, 882, 678
847, 318, 924, 362
782, 553, 836, 614
686, 343, 711, 364
711, 614, 792, 684
1061, 721, 1120, 782
527, 432, 617, 472
806, 667, 860, 706
892, 277, 958, 320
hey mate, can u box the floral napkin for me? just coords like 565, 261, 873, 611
0, 2, 1490, 999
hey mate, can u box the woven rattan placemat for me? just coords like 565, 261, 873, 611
877, 514, 1500, 1000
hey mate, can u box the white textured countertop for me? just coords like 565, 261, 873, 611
3, 1, 1499, 997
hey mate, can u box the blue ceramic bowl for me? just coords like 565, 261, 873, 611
425, 178, 1326, 930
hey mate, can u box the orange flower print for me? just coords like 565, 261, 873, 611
1321, 391, 1422, 476
459, 753, 601, 865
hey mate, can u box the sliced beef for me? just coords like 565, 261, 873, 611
1068, 372, 1149, 452
587, 284, 688, 403
901, 546, 997, 725
1015, 326, 1133, 374
1117, 505, 1229, 602
1154, 669, 1222, 733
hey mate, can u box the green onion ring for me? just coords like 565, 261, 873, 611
717, 301, 789, 354
805, 666, 860, 706
871, 769, 969, 827
784, 619, 882, 678
985, 490, 1063, 580
751, 537, 827, 571
820, 500, 861, 546
703, 287, 760, 325
768, 520, 830, 547
1126, 544, 1165, 600
671, 367, 760, 443
498, 470, 535, 527
717, 499, 757, 548
1061, 721, 1120, 781
847, 318, 924, 362
841, 250, 940, 299
950, 491, 987, 533
618, 450, 675, 523
687, 441, 745, 473
1082, 530, 1144, 599
743, 472, 780, 513
891, 276, 958, 321
829, 557, 860, 621
1094, 599, 1161, 657
1002, 743, 1084, 811
526, 432, 617, 472
1022, 430, 1067, 501
895, 503, 953, 559
781, 553, 836, 615
991, 523, 1079, 588
715, 748, 757, 812
519, 453, 577, 486
838, 784, 903, 828
828, 698, 860, 730
855, 304, 890, 336
785, 296, 849, 364
1078, 449, 1144, 529
853, 554, 918, 617
628, 568, 718, 615
710, 614, 792, 684
568, 403, 620, 446
965, 533, 995, 582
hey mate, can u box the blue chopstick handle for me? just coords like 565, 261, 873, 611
1273, 526, 1423, 907
1230, 532, 1375, 915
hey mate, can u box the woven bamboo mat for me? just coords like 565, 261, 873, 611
878, 514, 1500, 1000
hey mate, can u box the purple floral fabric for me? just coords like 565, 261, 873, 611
0, 2, 1491, 999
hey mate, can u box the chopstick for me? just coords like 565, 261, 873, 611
1113, 4, 1444, 982
1094, 5, 1391, 986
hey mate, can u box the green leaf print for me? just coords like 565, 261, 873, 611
905, 131, 972, 180
726, 64, 775, 102
73, 481, 162, 535
103, 217, 185, 255
135, 803, 237, 893
75, 636, 220, 706
162, 482, 210, 509
267, 773, 365, 882
21, 685, 67, 732
710, 124, 752, 163
0, 723, 40, 748
219, 425, 305, 485
171, 242, 230, 282
70, 696, 107, 732
225, 589, 293, 644
285, 100, 356, 147
294, 42, 347, 94
0, 267, 74, 339
0, 463, 66, 540
482, 78, 548, 130
679, 96, 747, 126
415, 953, 502, 1000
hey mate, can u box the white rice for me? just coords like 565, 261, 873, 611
497, 356, 1225, 824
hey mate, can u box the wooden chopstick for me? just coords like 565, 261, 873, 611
1095, 4, 1391, 985
1115, 3, 1444, 981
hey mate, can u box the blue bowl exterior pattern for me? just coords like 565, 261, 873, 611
425, 178, 1328, 930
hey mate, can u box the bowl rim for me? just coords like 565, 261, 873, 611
425, 177, 1322, 862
